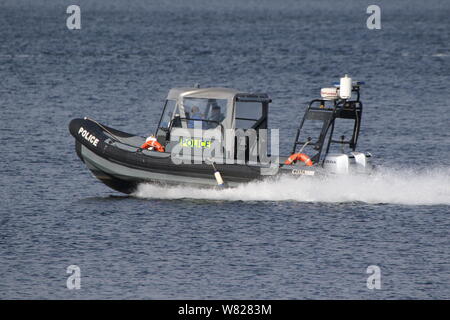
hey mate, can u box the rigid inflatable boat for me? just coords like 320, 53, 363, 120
69, 75, 373, 194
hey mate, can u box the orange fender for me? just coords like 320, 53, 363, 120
284, 153, 313, 166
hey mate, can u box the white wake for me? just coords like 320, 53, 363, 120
134, 167, 450, 205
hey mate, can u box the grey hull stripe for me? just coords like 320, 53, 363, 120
80, 145, 238, 187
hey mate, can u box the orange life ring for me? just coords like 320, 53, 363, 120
140, 138, 165, 152
284, 153, 313, 166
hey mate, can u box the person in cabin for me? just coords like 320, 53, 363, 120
207, 105, 225, 128
188, 106, 204, 129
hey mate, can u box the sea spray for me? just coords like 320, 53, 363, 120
133, 167, 450, 205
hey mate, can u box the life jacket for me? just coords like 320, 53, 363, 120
140, 136, 165, 152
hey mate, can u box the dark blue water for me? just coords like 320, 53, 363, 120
1, 0, 449, 299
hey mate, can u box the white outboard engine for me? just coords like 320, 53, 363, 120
324, 152, 372, 174
349, 152, 373, 173
323, 154, 350, 174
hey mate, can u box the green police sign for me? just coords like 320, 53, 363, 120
179, 137, 212, 149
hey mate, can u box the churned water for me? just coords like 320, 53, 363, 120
135, 168, 450, 205
0, 0, 449, 299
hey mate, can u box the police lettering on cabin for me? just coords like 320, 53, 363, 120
78, 127, 99, 147
179, 136, 212, 149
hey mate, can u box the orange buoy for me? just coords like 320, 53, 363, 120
140, 136, 165, 152
284, 153, 313, 166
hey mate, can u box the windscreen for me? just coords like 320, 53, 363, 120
179, 98, 228, 129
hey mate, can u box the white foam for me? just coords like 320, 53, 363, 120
133, 167, 450, 205
432, 53, 449, 57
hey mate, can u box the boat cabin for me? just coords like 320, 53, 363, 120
155, 87, 271, 153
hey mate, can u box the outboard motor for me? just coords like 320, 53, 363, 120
324, 152, 372, 174
349, 152, 373, 173
323, 154, 350, 174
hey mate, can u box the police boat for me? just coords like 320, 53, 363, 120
69, 75, 373, 194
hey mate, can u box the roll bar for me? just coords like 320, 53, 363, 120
291, 84, 364, 163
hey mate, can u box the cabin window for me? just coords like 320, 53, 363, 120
182, 98, 228, 129
159, 100, 177, 128
155, 99, 177, 143
235, 101, 263, 129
